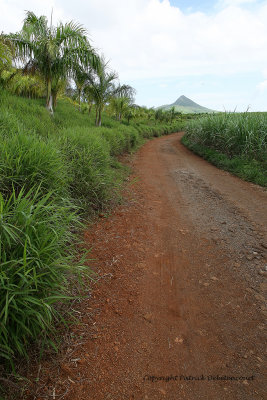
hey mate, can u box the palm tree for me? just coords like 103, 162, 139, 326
72, 64, 90, 111
155, 108, 164, 122
110, 84, 136, 121
83, 83, 95, 115
110, 96, 130, 121
84, 57, 118, 126
10, 11, 99, 113
124, 105, 137, 124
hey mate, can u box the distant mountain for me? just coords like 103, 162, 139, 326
158, 95, 215, 114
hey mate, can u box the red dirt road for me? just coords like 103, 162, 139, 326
26, 133, 266, 400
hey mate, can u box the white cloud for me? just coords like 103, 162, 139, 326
1, 0, 267, 109
1, 0, 266, 80
257, 80, 267, 91
59, 0, 267, 81
0, 0, 66, 33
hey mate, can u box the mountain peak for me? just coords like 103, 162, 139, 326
173, 95, 202, 108
177, 95, 188, 100
157, 95, 215, 114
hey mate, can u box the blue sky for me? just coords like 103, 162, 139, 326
128, 72, 263, 111
0, 0, 267, 111
170, 0, 266, 13
170, 0, 218, 12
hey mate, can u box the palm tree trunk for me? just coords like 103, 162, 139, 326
95, 108, 102, 126
98, 109, 102, 126
47, 94, 53, 114
46, 78, 53, 114
78, 89, 81, 112
52, 91, 57, 109
95, 107, 98, 126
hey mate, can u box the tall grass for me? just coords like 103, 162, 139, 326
183, 112, 267, 186
0, 90, 56, 138
0, 133, 68, 199
185, 112, 267, 161
0, 188, 81, 364
58, 128, 115, 209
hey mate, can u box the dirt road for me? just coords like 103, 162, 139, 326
27, 132, 266, 400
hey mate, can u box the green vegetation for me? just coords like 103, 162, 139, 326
182, 112, 267, 186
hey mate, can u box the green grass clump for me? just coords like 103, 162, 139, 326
182, 112, 267, 186
0, 188, 81, 364
57, 124, 144, 210
59, 127, 115, 209
0, 133, 68, 199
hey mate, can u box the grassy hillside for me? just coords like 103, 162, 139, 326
0, 88, 184, 375
163, 105, 213, 114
